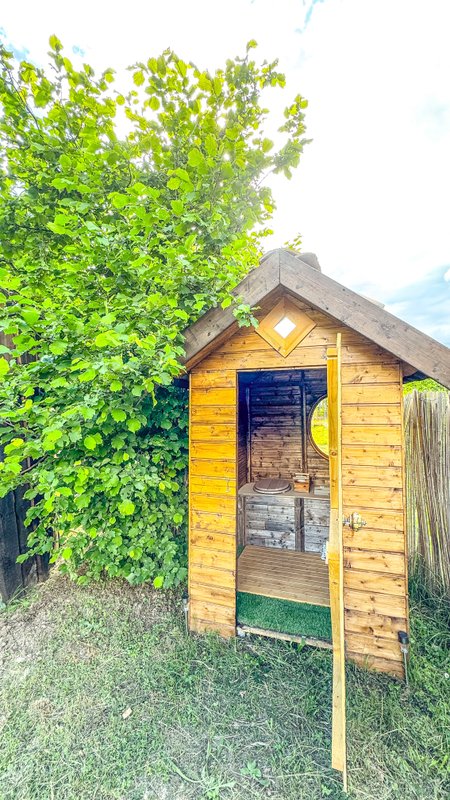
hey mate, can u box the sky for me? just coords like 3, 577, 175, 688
1, 0, 449, 344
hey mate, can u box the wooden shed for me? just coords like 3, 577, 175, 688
182, 249, 450, 780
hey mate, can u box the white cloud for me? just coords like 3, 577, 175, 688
1, 0, 450, 338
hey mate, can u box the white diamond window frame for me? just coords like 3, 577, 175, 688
273, 315, 297, 339
255, 296, 317, 357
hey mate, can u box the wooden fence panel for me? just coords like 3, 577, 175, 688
404, 390, 450, 595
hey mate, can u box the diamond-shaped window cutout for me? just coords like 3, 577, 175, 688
273, 316, 296, 339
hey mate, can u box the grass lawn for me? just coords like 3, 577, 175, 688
0, 575, 449, 800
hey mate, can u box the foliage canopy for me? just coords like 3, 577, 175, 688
0, 37, 308, 585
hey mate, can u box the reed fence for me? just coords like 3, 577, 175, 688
404, 390, 450, 596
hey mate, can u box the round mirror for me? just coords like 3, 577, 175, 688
309, 396, 329, 457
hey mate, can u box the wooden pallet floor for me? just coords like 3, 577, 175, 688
237, 546, 330, 607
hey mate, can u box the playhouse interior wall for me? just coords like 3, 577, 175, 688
188, 288, 408, 677
237, 369, 329, 552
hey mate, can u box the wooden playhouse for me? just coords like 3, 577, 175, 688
181, 249, 450, 779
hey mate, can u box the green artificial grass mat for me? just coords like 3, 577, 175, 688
237, 592, 332, 641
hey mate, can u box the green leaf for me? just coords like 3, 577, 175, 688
153, 575, 164, 589
149, 96, 160, 111
0, 358, 10, 378
118, 499, 135, 516
49, 341, 67, 355
61, 547, 73, 559
188, 148, 203, 167
171, 200, 184, 216
22, 309, 40, 326
78, 369, 97, 382
133, 70, 145, 86
126, 417, 141, 432
167, 177, 180, 190
111, 408, 126, 422
83, 435, 97, 450
110, 380, 122, 392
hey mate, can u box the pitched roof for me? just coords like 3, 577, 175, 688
182, 248, 450, 388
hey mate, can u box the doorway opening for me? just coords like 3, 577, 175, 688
236, 368, 331, 642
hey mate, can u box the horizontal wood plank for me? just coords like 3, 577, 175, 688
343, 486, 403, 510
190, 442, 236, 460
342, 425, 402, 446
343, 548, 405, 575
345, 608, 407, 638
342, 445, 402, 467
341, 405, 402, 425
347, 651, 404, 678
342, 507, 404, 531
345, 632, 403, 661
190, 405, 236, 423
190, 370, 236, 388
342, 465, 402, 488
190, 581, 235, 608
344, 588, 407, 617
190, 510, 235, 534
191, 388, 236, 406
344, 569, 406, 596
190, 529, 236, 552
189, 599, 235, 626
189, 563, 236, 590
190, 424, 236, 441
190, 545, 236, 571
190, 476, 236, 495
190, 493, 236, 515
343, 527, 405, 552
342, 384, 401, 404
190, 459, 236, 478
342, 364, 400, 385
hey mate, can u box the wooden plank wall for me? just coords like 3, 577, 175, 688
341, 357, 407, 677
189, 370, 237, 637
189, 291, 408, 674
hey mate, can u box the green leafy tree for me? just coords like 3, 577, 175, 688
0, 37, 308, 586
